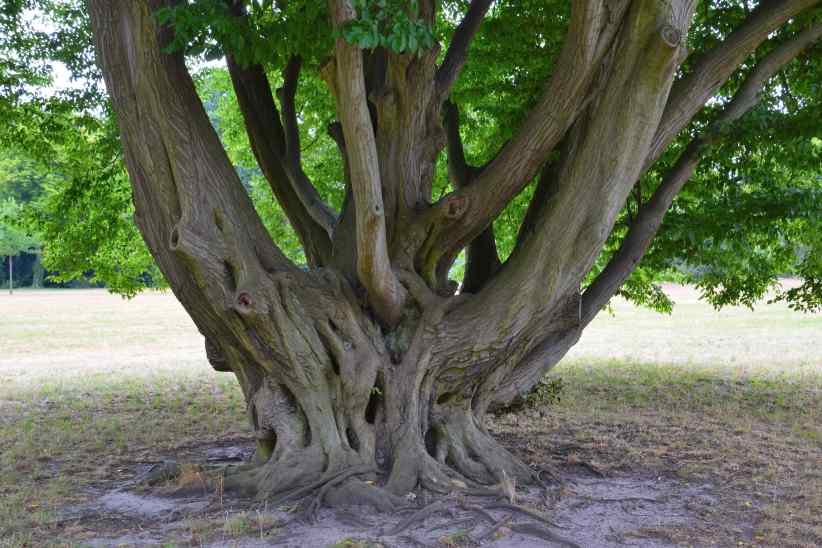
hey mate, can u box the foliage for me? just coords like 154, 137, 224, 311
525, 377, 565, 408
23, 115, 163, 296
342, 0, 435, 53
0, 197, 38, 257
0, 150, 49, 203
1, 0, 820, 311
154, 0, 333, 68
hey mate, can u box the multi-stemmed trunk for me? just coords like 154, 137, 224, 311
87, 0, 821, 504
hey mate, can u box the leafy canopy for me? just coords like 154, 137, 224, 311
1, 0, 820, 311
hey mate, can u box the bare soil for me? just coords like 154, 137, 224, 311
54, 438, 726, 548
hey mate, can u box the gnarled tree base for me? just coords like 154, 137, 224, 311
195, 269, 578, 511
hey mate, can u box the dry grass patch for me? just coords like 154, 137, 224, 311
491, 354, 822, 547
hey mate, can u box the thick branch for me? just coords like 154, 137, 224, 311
89, 0, 296, 353
328, 0, 405, 325
645, 0, 820, 170
443, 101, 500, 293
421, 0, 629, 271
278, 55, 304, 169
443, 100, 472, 187
462, 0, 695, 324
717, 24, 822, 125
435, 0, 494, 97
227, 58, 334, 266
582, 23, 822, 323
276, 56, 339, 231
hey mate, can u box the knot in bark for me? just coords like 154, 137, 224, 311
659, 24, 681, 48
444, 195, 469, 219
235, 291, 256, 315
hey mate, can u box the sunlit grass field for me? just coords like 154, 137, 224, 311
0, 286, 820, 546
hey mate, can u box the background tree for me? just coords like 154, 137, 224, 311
0, 198, 38, 292
3, 0, 821, 504
0, 150, 46, 287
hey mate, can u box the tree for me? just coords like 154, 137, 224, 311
0, 198, 38, 293
5, 0, 821, 504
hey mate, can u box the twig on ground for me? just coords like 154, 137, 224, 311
486, 502, 568, 529
381, 500, 451, 536
457, 502, 497, 524
509, 522, 582, 548
479, 513, 513, 542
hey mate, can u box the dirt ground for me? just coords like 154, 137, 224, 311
0, 286, 820, 547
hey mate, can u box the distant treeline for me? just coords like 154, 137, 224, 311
1, 252, 102, 289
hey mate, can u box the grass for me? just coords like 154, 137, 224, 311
0, 290, 248, 545
0, 285, 820, 546
492, 284, 822, 546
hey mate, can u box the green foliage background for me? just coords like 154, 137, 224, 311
0, 0, 819, 311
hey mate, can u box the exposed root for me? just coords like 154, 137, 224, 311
142, 445, 583, 548
509, 522, 581, 548
479, 514, 513, 542
304, 467, 379, 521
380, 500, 451, 536
378, 496, 578, 547
427, 516, 477, 532
457, 502, 497, 524
334, 509, 375, 528
486, 501, 567, 530
269, 463, 375, 506
432, 403, 539, 490
323, 478, 406, 511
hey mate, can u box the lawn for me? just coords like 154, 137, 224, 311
0, 286, 820, 547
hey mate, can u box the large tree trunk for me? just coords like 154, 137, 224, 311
87, 0, 818, 505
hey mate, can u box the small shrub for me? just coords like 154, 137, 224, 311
526, 377, 565, 407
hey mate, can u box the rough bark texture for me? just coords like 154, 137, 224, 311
88, 0, 820, 505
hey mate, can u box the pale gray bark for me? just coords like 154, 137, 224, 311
327, 0, 406, 326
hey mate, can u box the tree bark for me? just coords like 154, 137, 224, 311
87, 0, 816, 506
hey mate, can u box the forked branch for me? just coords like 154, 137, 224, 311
276, 55, 339, 230
582, 23, 822, 323
227, 59, 334, 266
